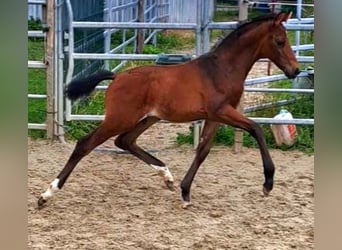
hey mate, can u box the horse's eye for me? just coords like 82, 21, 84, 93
276, 39, 285, 48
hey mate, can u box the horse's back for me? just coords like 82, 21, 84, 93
105, 62, 208, 122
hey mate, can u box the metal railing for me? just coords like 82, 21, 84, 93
28, 0, 314, 145
28, 0, 47, 131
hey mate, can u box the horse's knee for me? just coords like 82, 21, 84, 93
114, 135, 131, 150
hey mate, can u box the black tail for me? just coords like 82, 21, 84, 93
65, 70, 116, 101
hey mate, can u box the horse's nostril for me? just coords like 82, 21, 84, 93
295, 68, 301, 76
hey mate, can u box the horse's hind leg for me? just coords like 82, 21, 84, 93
115, 116, 175, 190
38, 121, 121, 207
180, 121, 219, 208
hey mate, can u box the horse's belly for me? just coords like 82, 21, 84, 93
153, 105, 207, 123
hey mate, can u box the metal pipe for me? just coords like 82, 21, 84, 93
112, 60, 128, 72
195, 0, 202, 56
249, 118, 314, 125
144, 29, 159, 44
244, 73, 295, 86
28, 94, 47, 98
202, 0, 210, 53
56, 0, 66, 143
104, 1, 138, 12
207, 22, 314, 31
28, 31, 45, 37
65, 115, 314, 125
28, 0, 46, 4
28, 123, 47, 129
244, 99, 297, 113
72, 21, 197, 29
245, 88, 314, 93
28, 61, 47, 68
295, 0, 303, 57
73, 53, 159, 60
65, 0, 75, 122
109, 35, 137, 53
291, 44, 314, 51
193, 0, 203, 148
257, 56, 314, 63
104, 0, 111, 70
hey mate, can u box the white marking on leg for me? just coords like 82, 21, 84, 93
138, 109, 160, 122
148, 109, 159, 117
182, 201, 192, 209
41, 178, 60, 201
150, 165, 174, 182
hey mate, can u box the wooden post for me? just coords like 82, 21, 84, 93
136, 0, 145, 54
233, 0, 248, 153
238, 0, 248, 21
45, 0, 56, 140
268, 0, 276, 76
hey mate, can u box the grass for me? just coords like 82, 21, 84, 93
28, 19, 47, 138
28, 67, 47, 138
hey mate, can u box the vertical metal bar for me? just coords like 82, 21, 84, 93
65, 0, 75, 121
152, 0, 157, 46
133, 0, 138, 53
123, 29, 127, 53
104, 0, 111, 70
295, 0, 302, 57
122, 1, 126, 53
195, 0, 202, 56
202, 0, 210, 53
193, 0, 203, 149
56, 0, 65, 143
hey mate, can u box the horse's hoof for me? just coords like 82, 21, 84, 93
164, 180, 175, 191
37, 197, 47, 209
263, 186, 271, 197
181, 201, 192, 209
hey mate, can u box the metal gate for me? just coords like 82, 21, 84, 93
28, 0, 314, 147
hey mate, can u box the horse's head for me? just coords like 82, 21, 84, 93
261, 12, 300, 79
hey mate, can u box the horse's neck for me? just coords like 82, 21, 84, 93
215, 28, 266, 79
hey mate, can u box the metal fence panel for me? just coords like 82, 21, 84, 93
28, 4, 43, 20
168, 0, 214, 23
27, 0, 314, 144
28, 0, 47, 132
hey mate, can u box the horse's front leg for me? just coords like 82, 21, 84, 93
211, 104, 275, 196
180, 121, 219, 208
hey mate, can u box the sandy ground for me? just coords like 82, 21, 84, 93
28, 119, 314, 249
28, 60, 314, 249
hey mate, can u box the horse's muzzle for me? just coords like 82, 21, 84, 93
286, 68, 301, 79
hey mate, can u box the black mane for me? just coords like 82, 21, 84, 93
211, 13, 277, 51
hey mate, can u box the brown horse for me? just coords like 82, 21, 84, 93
38, 12, 299, 209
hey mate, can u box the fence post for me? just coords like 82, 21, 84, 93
104, 0, 111, 70
45, 0, 56, 140
193, 0, 204, 149
136, 0, 145, 53
233, 0, 248, 153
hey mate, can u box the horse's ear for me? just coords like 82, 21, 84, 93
274, 11, 292, 25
